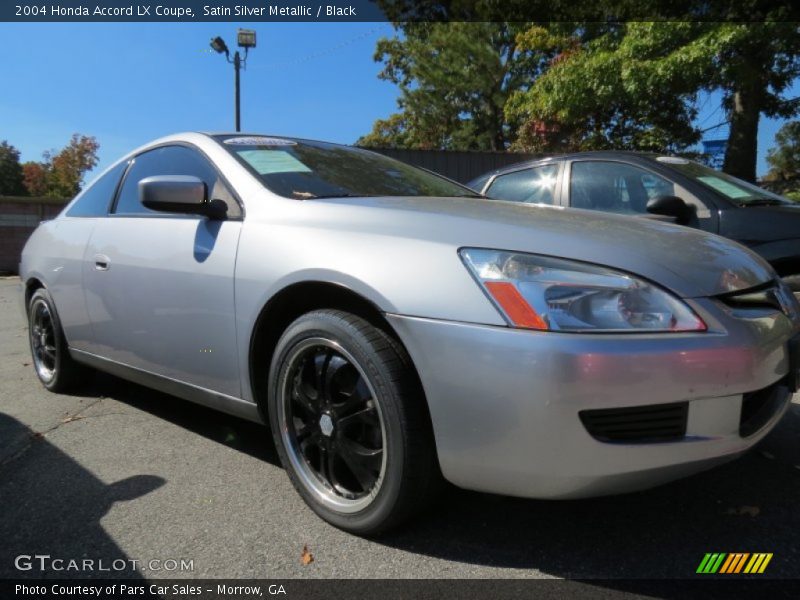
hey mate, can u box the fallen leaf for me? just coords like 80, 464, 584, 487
726, 505, 760, 517
301, 544, 314, 565
22, 362, 30, 367
61, 415, 85, 424
30, 432, 44, 440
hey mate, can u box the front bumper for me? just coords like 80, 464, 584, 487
387, 298, 796, 499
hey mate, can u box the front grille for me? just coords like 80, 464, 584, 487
579, 402, 688, 443
740, 381, 788, 438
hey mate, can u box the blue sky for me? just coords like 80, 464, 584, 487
0, 23, 398, 176
0, 22, 797, 180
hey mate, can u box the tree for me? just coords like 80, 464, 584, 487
0, 141, 27, 196
766, 120, 800, 181
47, 134, 100, 197
22, 162, 48, 197
21, 134, 99, 198
358, 22, 551, 151
506, 23, 702, 154
509, 20, 800, 182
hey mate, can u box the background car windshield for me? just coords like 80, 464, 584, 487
216, 136, 480, 199
668, 160, 790, 205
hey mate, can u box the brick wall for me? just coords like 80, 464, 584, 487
0, 197, 68, 274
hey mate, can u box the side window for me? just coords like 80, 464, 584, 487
65, 161, 128, 217
569, 161, 676, 214
114, 145, 240, 217
485, 164, 559, 204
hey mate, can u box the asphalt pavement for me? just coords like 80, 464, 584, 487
2, 276, 800, 584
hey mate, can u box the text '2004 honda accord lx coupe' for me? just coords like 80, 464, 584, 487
21, 133, 800, 534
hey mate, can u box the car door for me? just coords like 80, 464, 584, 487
483, 163, 564, 206
564, 159, 717, 232
81, 144, 244, 398
38, 160, 130, 352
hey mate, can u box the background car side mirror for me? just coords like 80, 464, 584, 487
646, 195, 691, 225
139, 176, 227, 219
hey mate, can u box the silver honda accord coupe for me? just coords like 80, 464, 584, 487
21, 132, 800, 534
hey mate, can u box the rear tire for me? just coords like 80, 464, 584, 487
27, 288, 89, 393
267, 309, 441, 535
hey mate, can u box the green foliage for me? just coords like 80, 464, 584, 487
508, 22, 714, 153
0, 141, 27, 196
767, 120, 800, 180
508, 21, 800, 180
357, 22, 552, 151
784, 189, 800, 202
362, 15, 800, 183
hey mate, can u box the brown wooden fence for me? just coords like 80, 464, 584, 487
365, 147, 541, 184
0, 196, 68, 274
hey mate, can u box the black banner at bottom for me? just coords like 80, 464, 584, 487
3, 578, 800, 600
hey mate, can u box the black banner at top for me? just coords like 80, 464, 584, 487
3, 0, 800, 22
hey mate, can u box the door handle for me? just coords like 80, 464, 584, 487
94, 254, 110, 271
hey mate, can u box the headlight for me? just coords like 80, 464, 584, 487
460, 248, 706, 332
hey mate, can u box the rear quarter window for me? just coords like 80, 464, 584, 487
65, 161, 128, 217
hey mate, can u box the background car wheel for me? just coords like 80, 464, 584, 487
268, 309, 442, 535
27, 288, 89, 393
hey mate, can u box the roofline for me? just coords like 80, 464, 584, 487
200, 131, 366, 149
471, 151, 679, 181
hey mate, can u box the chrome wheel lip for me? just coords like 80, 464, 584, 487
29, 299, 56, 383
278, 337, 388, 514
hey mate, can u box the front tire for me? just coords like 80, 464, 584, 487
267, 310, 441, 535
27, 287, 88, 393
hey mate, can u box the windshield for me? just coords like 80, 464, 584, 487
215, 135, 481, 200
665, 159, 791, 206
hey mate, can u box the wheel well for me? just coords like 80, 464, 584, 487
249, 281, 417, 417
24, 277, 44, 312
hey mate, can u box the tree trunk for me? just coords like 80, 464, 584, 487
722, 80, 761, 183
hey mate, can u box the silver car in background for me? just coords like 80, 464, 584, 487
20, 132, 800, 535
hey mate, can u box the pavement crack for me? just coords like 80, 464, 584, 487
0, 442, 34, 468
0, 397, 107, 469
49, 397, 106, 430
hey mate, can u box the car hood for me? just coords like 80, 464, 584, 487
312, 196, 774, 298
720, 203, 800, 245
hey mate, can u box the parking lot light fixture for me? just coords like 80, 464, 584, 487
237, 29, 256, 49
210, 36, 229, 56
209, 32, 255, 132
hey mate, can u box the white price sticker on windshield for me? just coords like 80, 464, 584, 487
237, 150, 311, 174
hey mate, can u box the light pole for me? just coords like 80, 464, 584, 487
210, 29, 256, 132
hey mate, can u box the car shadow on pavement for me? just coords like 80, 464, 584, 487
0, 412, 164, 579
80, 372, 280, 467
380, 402, 800, 582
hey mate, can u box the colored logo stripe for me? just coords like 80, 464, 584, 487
744, 553, 773, 574
720, 553, 749, 573
697, 553, 773, 574
697, 553, 726, 573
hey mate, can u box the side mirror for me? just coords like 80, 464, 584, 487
646, 195, 691, 224
139, 176, 226, 219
